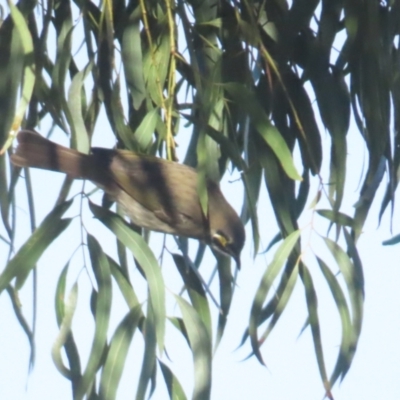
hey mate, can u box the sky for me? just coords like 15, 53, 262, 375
1, 109, 400, 400
1, 2, 400, 399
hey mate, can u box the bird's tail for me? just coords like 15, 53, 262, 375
11, 130, 93, 179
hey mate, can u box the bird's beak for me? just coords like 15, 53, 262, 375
234, 255, 241, 270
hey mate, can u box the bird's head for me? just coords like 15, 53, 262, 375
207, 181, 245, 268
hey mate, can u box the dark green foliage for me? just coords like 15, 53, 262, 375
0, 1, 399, 399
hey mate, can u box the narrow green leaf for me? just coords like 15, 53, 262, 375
323, 236, 364, 333
241, 145, 261, 254
75, 234, 112, 400
318, 0, 342, 51
175, 295, 212, 400
51, 0, 73, 127
343, 229, 365, 332
9, 1, 35, 131
0, 154, 11, 238
259, 144, 297, 236
299, 263, 330, 392
135, 108, 158, 151
136, 300, 157, 400
0, 200, 72, 293
317, 257, 353, 386
196, 131, 209, 216
382, 233, 400, 246
344, 229, 364, 278
110, 77, 137, 151
108, 256, 141, 312
6, 285, 35, 370
99, 306, 142, 400
262, 232, 283, 254
143, 32, 170, 107
328, 133, 347, 211
52, 282, 79, 379
54, 262, 81, 380
204, 124, 246, 171
0, 16, 23, 147
308, 188, 322, 210
284, 0, 319, 37
295, 169, 310, 218
309, 67, 349, 208
159, 360, 187, 400
172, 253, 212, 341
67, 61, 93, 153
258, 262, 299, 344
283, 71, 322, 175
215, 254, 234, 350
224, 83, 302, 181
249, 230, 301, 363
89, 202, 166, 352
55, 262, 70, 326
115, 218, 129, 277
317, 209, 354, 227
122, 16, 146, 109
323, 235, 364, 378
168, 317, 190, 347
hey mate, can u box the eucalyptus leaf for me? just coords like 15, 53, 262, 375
89, 201, 166, 353
99, 306, 142, 400
0, 200, 72, 293
175, 295, 212, 400
224, 83, 302, 181
249, 230, 301, 363
75, 234, 112, 400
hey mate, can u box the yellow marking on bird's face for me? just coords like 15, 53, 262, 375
211, 231, 241, 268
212, 232, 229, 249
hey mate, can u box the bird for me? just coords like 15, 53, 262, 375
11, 130, 245, 267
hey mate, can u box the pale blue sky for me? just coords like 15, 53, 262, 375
1, 113, 400, 400
1, 1, 400, 398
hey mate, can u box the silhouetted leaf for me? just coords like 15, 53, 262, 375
249, 230, 300, 364
159, 360, 187, 400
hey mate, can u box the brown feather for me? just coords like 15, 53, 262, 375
11, 130, 96, 180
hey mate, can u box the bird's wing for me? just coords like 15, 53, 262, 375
107, 150, 207, 238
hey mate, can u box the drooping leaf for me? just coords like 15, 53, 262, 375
172, 253, 212, 340
99, 306, 142, 400
215, 253, 234, 350
0, 200, 72, 293
175, 295, 212, 400
52, 282, 79, 380
159, 360, 187, 400
67, 61, 93, 153
8, 0, 36, 134
299, 263, 331, 397
136, 300, 157, 400
316, 257, 353, 387
53, 262, 81, 380
121, 10, 146, 110
382, 233, 400, 246
317, 209, 354, 228
75, 234, 112, 400
323, 235, 364, 377
89, 201, 166, 353
249, 230, 301, 364
257, 261, 299, 346
224, 83, 302, 181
